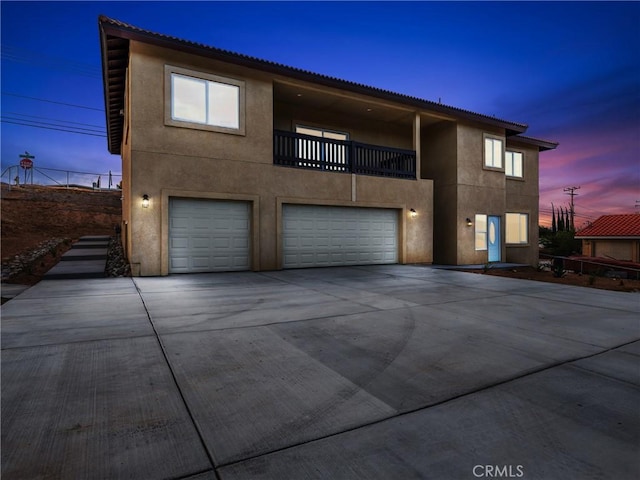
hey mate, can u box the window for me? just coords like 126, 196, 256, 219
475, 214, 487, 250
506, 213, 528, 244
484, 136, 503, 169
165, 66, 244, 134
505, 151, 523, 178
295, 125, 349, 171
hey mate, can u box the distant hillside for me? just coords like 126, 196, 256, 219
1, 184, 121, 261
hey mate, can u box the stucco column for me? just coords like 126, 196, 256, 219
413, 113, 421, 179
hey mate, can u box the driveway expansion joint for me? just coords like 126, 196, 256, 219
214, 337, 640, 471
132, 278, 221, 478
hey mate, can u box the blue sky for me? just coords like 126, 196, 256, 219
1, 1, 639, 226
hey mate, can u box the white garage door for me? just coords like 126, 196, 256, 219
169, 198, 250, 273
283, 204, 398, 268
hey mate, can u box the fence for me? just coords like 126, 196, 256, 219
1, 165, 122, 190
540, 253, 640, 280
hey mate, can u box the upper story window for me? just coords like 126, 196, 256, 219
484, 136, 503, 169
506, 213, 529, 244
505, 150, 524, 178
165, 65, 245, 135
295, 125, 349, 171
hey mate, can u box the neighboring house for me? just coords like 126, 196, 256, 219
576, 214, 640, 263
99, 16, 557, 276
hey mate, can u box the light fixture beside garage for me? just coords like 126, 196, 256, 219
410, 208, 417, 218
142, 194, 150, 208
466, 217, 473, 226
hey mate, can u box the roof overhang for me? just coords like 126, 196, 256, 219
100, 19, 130, 154
99, 15, 532, 155
509, 135, 558, 152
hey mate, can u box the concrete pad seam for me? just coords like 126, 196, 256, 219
394, 267, 640, 307
427, 301, 630, 351
152, 310, 370, 336
0, 332, 157, 351
390, 271, 539, 295
132, 278, 220, 479
213, 336, 640, 470
153, 306, 383, 335
257, 269, 511, 309
568, 352, 640, 389
172, 468, 218, 480
517, 292, 640, 314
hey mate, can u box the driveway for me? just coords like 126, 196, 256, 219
1, 265, 639, 479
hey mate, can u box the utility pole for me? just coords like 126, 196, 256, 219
564, 186, 581, 231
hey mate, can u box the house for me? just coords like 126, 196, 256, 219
99, 16, 557, 276
576, 214, 640, 263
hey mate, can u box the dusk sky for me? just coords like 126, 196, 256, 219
1, 1, 639, 228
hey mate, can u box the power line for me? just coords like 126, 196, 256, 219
2, 111, 104, 129
0, 119, 106, 137
1, 115, 104, 134
1, 92, 103, 111
564, 186, 581, 230
1, 45, 101, 79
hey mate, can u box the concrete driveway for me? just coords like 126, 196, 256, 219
2, 265, 639, 479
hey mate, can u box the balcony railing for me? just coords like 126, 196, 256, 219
274, 130, 416, 179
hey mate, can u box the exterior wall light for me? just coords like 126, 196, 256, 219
142, 194, 150, 208
410, 208, 417, 218
466, 217, 473, 226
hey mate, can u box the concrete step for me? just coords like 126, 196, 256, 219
43, 236, 110, 280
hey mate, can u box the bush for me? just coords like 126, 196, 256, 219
550, 231, 581, 256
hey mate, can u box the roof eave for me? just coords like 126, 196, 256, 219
99, 15, 531, 146
510, 135, 559, 151
99, 20, 117, 154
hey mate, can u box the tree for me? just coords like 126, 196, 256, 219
565, 208, 571, 232
558, 208, 565, 232
551, 203, 557, 234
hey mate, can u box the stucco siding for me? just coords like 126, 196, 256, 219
129, 42, 273, 165
457, 122, 505, 189
126, 145, 432, 274
422, 120, 457, 264
505, 143, 540, 265
119, 38, 544, 274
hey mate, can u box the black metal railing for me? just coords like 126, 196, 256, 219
274, 130, 416, 179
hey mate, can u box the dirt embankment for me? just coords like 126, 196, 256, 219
1, 184, 122, 261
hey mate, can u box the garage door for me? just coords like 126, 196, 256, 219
283, 204, 398, 268
169, 198, 250, 273
594, 240, 632, 261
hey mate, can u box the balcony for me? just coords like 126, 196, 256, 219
274, 130, 416, 180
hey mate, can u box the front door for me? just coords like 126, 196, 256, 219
488, 215, 501, 262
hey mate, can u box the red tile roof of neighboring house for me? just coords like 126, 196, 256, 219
576, 214, 640, 238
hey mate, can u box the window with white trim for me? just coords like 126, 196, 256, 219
505, 150, 523, 178
295, 125, 349, 171
506, 213, 528, 244
475, 214, 488, 250
484, 136, 503, 169
165, 66, 244, 135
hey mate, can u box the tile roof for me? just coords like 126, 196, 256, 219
99, 15, 528, 130
98, 15, 555, 155
576, 214, 640, 238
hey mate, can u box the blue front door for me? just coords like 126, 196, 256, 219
488, 216, 501, 262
